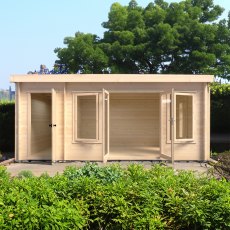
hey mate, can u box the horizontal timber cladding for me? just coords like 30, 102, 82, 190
18, 84, 65, 161
11, 74, 214, 83
18, 91, 28, 160
163, 90, 205, 160
54, 92, 64, 161
20, 82, 202, 93
20, 82, 65, 92
66, 82, 203, 93
65, 90, 103, 161
13, 77, 211, 161
110, 93, 160, 147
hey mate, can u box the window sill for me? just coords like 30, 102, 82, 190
72, 141, 102, 144
166, 140, 196, 144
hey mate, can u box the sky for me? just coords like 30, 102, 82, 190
0, 0, 229, 90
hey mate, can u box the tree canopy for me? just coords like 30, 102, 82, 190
54, 0, 230, 80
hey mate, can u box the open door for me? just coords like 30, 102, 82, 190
171, 89, 175, 164
160, 89, 175, 163
160, 90, 194, 164
51, 88, 56, 163
103, 89, 110, 163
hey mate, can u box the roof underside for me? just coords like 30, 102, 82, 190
10, 74, 214, 83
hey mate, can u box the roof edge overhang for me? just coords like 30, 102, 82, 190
10, 74, 214, 83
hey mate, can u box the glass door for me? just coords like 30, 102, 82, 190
160, 92, 173, 162
103, 89, 109, 163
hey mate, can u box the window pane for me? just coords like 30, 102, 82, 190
77, 95, 97, 139
176, 95, 193, 139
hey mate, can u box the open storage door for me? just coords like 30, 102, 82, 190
52, 88, 56, 163
103, 89, 110, 163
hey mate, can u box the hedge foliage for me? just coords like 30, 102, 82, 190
210, 150, 230, 181
211, 83, 230, 96
210, 83, 230, 133
0, 163, 230, 229
0, 101, 15, 153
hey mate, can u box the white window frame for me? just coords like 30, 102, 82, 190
166, 93, 195, 143
174, 93, 194, 142
73, 93, 99, 143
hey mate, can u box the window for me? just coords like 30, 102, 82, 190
74, 93, 98, 141
175, 94, 193, 140
166, 93, 194, 143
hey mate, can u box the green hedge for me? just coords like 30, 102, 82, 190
210, 83, 230, 133
0, 163, 230, 229
0, 101, 15, 153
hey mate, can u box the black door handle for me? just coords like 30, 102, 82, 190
49, 124, 57, 127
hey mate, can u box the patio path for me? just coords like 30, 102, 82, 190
6, 161, 212, 177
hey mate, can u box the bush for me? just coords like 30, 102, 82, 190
0, 166, 10, 180
211, 150, 230, 180
0, 101, 15, 153
210, 83, 230, 134
63, 162, 124, 183
0, 163, 230, 229
0, 174, 89, 229
18, 170, 34, 179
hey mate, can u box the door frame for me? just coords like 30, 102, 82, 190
27, 90, 56, 161
102, 89, 110, 163
160, 90, 195, 163
52, 88, 56, 162
105, 91, 163, 161
159, 89, 175, 163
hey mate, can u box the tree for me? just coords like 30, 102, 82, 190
55, 0, 230, 80
54, 32, 109, 74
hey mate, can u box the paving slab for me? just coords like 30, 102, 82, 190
5, 161, 212, 177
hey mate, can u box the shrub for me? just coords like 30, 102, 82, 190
0, 174, 89, 229
211, 150, 230, 180
63, 162, 124, 183
0, 163, 230, 229
210, 83, 230, 134
18, 170, 34, 179
0, 166, 10, 180
0, 101, 15, 153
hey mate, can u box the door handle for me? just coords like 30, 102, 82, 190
49, 124, 57, 127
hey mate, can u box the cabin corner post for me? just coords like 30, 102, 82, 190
15, 82, 20, 162
63, 83, 66, 161
27, 93, 31, 159
204, 83, 211, 161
